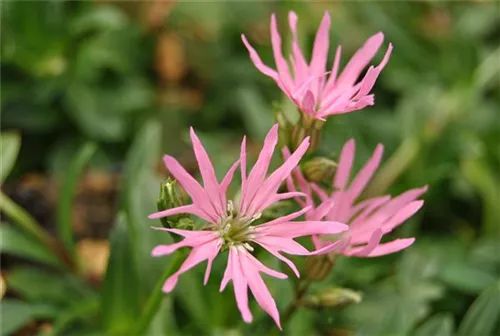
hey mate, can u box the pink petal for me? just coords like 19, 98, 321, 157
148, 204, 199, 220
288, 11, 308, 84
151, 230, 219, 256
383, 200, 424, 233
256, 220, 348, 238
229, 248, 253, 323
349, 196, 391, 229
253, 239, 301, 277
253, 236, 310, 255
243, 250, 287, 279
163, 155, 218, 222
190, 127, 224, 216
248, 136, 310, 215
308, 199, 334, 221
301, 90, 316, 115
162, 240, 221, 292
336, 32, 385, 89
259, 206, 312, 228
323, 45, 342, 95
309, 12, 331, 99
259, 192, 307, 211
241, 34, 279, 81
334, 139, 355, 190
204, 240, 222, 285
220, 159, 240, 194
240, 125, 279, 215
270, 14, 294, 92
379, 185, 428, 218
345, 229, 383, 257
367, 238, 415, 257
353, 43, 393, 100
240, 136, 247, 188
239, 249, 282, 330
346, 144, 384, 201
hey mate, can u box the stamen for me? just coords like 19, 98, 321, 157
243, 243, 254, 252
227, 200, 234, 217
222, 223, 231, 235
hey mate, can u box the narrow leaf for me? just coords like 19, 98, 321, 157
57, 141, 97, 256
101, 213, 141, 335
414, 314, 454, 336
6, 267, 91, 305
0, 224, 63, 268
458, 282, 500, 336
0, 131, 21, 183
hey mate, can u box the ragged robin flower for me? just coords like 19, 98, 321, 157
284, 139, 427, 258
149, 125, 348, 329
242, 11, 392, 120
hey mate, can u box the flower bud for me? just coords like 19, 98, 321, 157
303, 157, 338, 183
304, 254, 335, 282
304, 287, 362, 309
156, 178, 189, 228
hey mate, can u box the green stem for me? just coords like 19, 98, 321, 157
57, 142, 97, 259
0, 191, 74, 269
281, 279, 310, 326
135, 251, 184, 335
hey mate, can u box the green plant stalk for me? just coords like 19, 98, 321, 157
57, 142, 97, 259
281, 279, 311, 327
0, 191, 74, 270
134, 251, 184, 335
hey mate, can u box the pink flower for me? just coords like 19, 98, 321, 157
284, 139, 427, 258
149, 125, 348, 329
242, 11, 392, 120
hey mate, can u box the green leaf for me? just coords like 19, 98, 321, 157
236, 86, 273, 139
458, 282, 500, 336
51, 296, 100, 335
101, 213, 141, 335
0, 299, 59, 336
0, 224, 63, 268
0, 131, 21, 183
122, 119, 167, 293
414, 314, 454, 336
6, 267, 91, 305
71, 5, 129, 36
57, 141, 97, 256
438, 262, 497, 294
146, 297, 179, 336
0, 299, 36, 336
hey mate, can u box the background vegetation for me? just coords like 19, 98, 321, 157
1, 1, 499, 335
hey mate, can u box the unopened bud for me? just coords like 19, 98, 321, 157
304, 287, 362, 309
303, 157, 338, 183
305, 254, 335, 281
157, 178, 189, 228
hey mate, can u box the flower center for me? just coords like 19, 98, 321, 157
216, 201, 261, 251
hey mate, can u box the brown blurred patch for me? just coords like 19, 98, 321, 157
143, 0, 175, 30
0, 274, 6, 300
72, 171, 119, 239
156, 32, 187, 84
77, 239, 110, 280
419, 8, 452, 39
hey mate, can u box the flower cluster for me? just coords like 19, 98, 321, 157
149, 11, 426, 330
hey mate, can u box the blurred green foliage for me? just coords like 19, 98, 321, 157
1, 1, 499, 335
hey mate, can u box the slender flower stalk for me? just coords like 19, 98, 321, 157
285, 139, 427, 257
149, 125, 348, 329
242, 11, 392, 120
